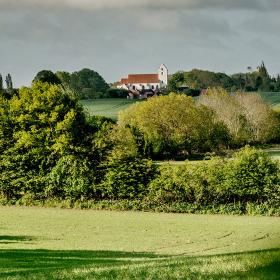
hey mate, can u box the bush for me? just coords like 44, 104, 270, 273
45, 155, 95, 200
106, 88, 129, 98
148, 157, 227, 205
225, 146, 280, 203
147, 147, 280, 207
100, 157, 157, 199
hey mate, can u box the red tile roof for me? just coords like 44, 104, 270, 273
120, 74, 159, 84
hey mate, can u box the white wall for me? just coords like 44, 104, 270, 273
158, 64, 168, 87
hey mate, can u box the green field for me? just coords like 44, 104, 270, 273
0, 206, 279, 279
80, 99, 139, 120
260, 92, 280, 109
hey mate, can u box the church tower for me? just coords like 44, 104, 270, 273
158, 64, 168, 88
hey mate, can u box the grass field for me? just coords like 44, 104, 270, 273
259, 92, 280, 109
80, 99, 139, 120
0, 206, 279, 279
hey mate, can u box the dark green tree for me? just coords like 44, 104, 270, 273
33, 70, 62, 85
5, 74, 13, 90
257, 61, 271, 91
0, 74, 3, 91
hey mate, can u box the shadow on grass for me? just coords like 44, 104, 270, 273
0, 247, 279, 279
0, 236, 36, 244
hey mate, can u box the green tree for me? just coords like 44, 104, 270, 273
33, 70, 62, 85
5, 74, 13, 90
257, 61, 271, 91
0, 74, 3, 91
118, 93, 228, 159
0, 82, 109, 200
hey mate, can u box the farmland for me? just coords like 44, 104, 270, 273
260, 92, 280, 109
0, 206, 279, 279
80, 98, 139, 120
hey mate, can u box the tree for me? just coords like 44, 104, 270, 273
199, 88, 278, 145
0, 82, 108, 199
33, 70, 62, 85
56, 69, 109, 99
0, 74, 3, 91
5, 74, 13, 90
118, 93, 228, 159
257, 61, 271, 91
168, 71, 185, 92
235, 93, 278, 142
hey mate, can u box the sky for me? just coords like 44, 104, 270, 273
0, 0, 280, 87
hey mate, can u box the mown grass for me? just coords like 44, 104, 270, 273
80, 98, 139, 120
0, 206, 279, 279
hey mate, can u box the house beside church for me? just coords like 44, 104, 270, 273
116, 64, 168, 99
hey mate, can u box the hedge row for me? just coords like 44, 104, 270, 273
1, 147, 279, 215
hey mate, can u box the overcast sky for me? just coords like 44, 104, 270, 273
0, 0, 280, 87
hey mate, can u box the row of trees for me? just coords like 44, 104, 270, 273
0, 81, 279, 214
33, 69, 109, 99
169, 62, 280, 93
114, 89, 278, 159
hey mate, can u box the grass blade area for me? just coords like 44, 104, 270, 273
0, 206, 279, 279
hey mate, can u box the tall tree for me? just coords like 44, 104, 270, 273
5, 74, 13, 90
257, 61, 271, 91
0, 74, 3, 91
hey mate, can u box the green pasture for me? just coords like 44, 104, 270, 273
260, 92, 280, 109
80, 99, 139, 120
0, 206, 279, 279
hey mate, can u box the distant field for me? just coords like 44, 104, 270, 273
0, 206, 279, 279
259, 92, 280, 109
80, 98, 139, 120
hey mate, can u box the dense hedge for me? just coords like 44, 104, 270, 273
1, 146, 279, 215
148, 147, 280, 207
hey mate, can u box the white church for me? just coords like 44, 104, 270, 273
117, 64, 168, 93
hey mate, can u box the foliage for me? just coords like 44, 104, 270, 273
225, 147, 280, 203
169, 62, 279, 92
106, 88, 129, 98
33, 70, 62, 85
100, 156, 157, 199
0, 82, 107, 200
57, 68, 109, 99
118, 93, 229, 159
45, 155, 94, 200
199, 88, 278, 145
147, 147, 280, 207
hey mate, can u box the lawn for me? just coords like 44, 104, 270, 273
0, 207, 279, 279
80, 99, 139, 120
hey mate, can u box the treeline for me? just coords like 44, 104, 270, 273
0, 82, 279, 214
33, 69, 128, 100
117, 90, 279, 159
169, 62, 280, 93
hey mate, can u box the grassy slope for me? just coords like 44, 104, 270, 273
0, 206, 279, 279
80, 99, 139, 120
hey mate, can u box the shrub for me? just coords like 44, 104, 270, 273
225, 146, 280, 203
45, 155, 95, 200
147, 147, 280, 207
100, 156, 157, 199
148, 157, 227, 205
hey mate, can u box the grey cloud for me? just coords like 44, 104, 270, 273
0, 0, 278, 11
